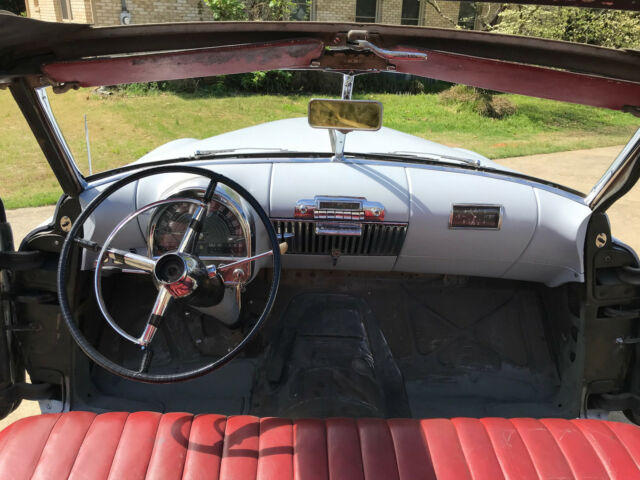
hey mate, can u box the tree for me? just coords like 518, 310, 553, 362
492, 5, 640, 49
203, 0, 294, 21
0, 0, 25, 15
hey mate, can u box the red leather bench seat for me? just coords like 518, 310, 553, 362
1, 412, 640, 479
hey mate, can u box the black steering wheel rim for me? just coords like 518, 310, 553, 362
57, 165, 281, 383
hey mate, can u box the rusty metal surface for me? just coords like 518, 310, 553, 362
392, 49, 640, 111
42, 39, 324, 87
1, 14, 639, 84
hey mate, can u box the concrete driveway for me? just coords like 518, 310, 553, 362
2, 144, 639, 428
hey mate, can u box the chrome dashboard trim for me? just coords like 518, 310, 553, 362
448, 204, 504, 230
86, 156, 585, 205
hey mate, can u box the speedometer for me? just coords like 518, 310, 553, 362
149, 189, 250, 260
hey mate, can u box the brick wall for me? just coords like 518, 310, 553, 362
26, 0, 93, 22
93, 0, 213, 26
27, 0, 463, 29
316, 0, 357, 22
315, 0, 462, 27
380, 0, 402, 24
423, 0, 460, 28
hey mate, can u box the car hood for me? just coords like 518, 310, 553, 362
133, 117, 507, 170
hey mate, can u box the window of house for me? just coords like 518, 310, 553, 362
355, 0, 377, 23
58, 0, 72, 20
458, 1, 476, 29
291, 0, 311, 20
401, 0, 421, 25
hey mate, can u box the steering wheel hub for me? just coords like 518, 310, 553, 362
153, 252, 205, 298
58, 166, 282, 383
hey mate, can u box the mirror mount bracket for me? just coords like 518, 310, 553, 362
330, 73, 355, 162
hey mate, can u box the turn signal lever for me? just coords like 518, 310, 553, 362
215, 242, 288, 274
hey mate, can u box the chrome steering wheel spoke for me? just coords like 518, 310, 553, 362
57, 165, 282, 384
75, 238, 155, 273
209, 242, 289, 285
138, 286, 172, 347
177, 179, 218, 254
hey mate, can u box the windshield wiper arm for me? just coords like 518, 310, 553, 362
384, 151, 482, 167
192, 147, 289, 159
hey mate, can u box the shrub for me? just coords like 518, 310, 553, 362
487, 96, 517, 119
439, 85, 517, 119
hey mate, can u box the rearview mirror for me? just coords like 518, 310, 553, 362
308, 99, 383, 131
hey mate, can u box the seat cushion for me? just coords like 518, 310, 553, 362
1, 413, 640, 479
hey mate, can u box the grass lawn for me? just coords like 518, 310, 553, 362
1, 88, 638, 209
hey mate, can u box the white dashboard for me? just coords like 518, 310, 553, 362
79, 157, 591, 287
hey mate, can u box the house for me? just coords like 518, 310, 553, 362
25, 0, 471, 29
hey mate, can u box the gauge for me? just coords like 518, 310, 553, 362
449, 205, 502, 229
149, 190, 250, 259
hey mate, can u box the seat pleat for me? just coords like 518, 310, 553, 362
420, 418, 473, 480
219, 415, 259, 480
387, 418, 437, 480
509, 418, 574, 480
68, 411, 129, 480
326, 418, 365, 480
0, 413, 61, 480
356, 418, 400, 480
451, 418, 505, 480
480, 418, 540, 480
256, 417, 293, 480
7, 413, 640, 480
539, 418, 608, 480
183, 414, 227, 480
143, 412, 193, 480
293, 419, 328, 480
573, 419, 640, 480
31, 411, 96, 480
604, 421, 640, 470
106, 411, 162, 480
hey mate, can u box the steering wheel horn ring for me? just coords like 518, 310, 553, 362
58, 166, 282, 383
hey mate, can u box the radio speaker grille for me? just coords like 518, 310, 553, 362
272, 220, 407, 256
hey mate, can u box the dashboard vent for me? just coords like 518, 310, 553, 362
272, 220, 408, 256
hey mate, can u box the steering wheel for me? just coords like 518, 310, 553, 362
57, 165, 282, 383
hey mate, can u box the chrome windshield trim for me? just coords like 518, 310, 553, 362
35, 87, 87, 189
84, 155, 586, 204
586, 128, 640, 211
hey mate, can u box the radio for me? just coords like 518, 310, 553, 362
294, 196, 385, 236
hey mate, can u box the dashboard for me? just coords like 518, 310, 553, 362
79, 157, 592, 288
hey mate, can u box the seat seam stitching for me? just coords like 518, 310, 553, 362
66, 413, 98, 479
450, 419, 478, 480
537, 419, 576, 480
506, 418, 542, 480
287, 418, 294, 480
601, 421, 640, 471
325, 420, 330, 480
28, 413, 64, 480
139, 413, 162, 480
144, 413, 169, 480
382, 420, 401, 480
218, 415, 230, 480
478, 419, 509, 480
257, 417, 264, 480
572, 421, 614, 480
178, 414, 194, 480
353, 419, 365, 480
105, 412, 131, 480
418, 419, 437, 480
